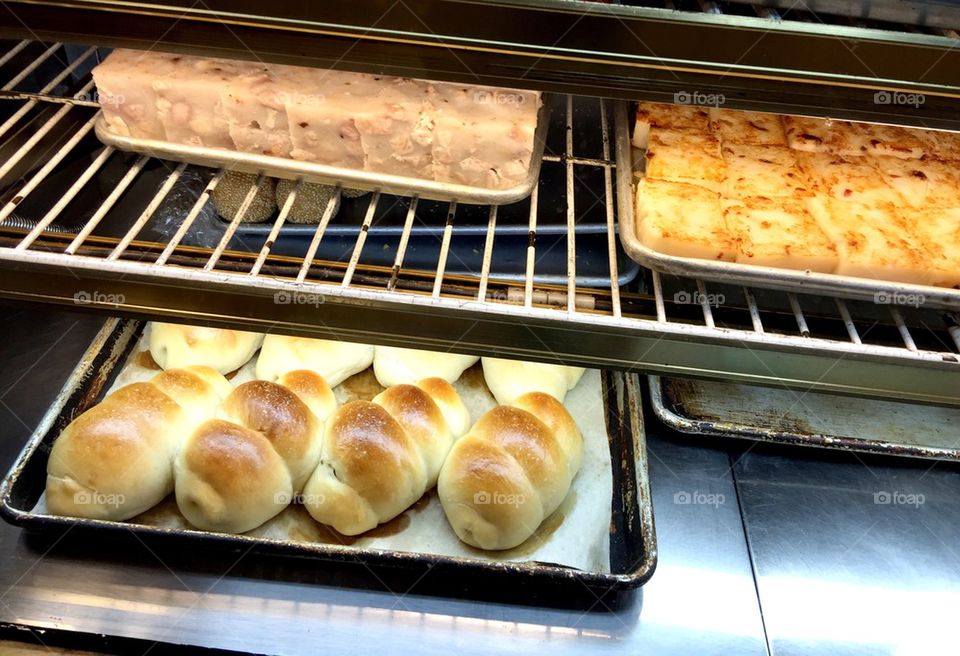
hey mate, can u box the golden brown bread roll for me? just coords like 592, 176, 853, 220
46, 366, 231, 521
149, 322, 264, 374
302, 377, 470, 535
255, 334, 374, 387
437, 391, 583, 550
480, 357, 585, 405
373, 346, 478, 387
175, 370, 337, 533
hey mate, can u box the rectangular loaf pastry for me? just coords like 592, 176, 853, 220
633, 102, 960, 288
635, 178, 736, 262
645, 129, 726, 193
724, 196, 837, 273
93, 49, 541, 189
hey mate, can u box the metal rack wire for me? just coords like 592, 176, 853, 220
0, 40, 957, 405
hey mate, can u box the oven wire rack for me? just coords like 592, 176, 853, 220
0, 40, 957, 406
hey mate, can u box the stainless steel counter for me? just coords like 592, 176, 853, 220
1, 303, 956, 655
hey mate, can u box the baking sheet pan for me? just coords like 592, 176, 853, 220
228, 224, 640, 287
612, 102, 960, 310
94, 94, 551, 206
93, 324, 612, 571
0, 318, 657, 607
650, 375, 960, 460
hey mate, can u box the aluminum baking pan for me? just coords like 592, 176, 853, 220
94, 96, 552, 206
612, 102, 960, 311
650, 375, 960, 461
0, 318, 657, 609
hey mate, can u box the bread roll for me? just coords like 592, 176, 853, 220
373, 346, 478, 387
175, 419, 293, 534
481, 358, 585, 405
175, 371, 336, 533
302, 378, 469, 535
46, 366, 230, 521
438, 392, 583, 550
256, 335, 374, 387
150, 322, 264, 374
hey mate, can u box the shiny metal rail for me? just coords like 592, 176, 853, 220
0, 42, 957, 405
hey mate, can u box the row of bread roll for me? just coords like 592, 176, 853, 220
54, 325, 587, 548
148, 324, 586, 403
633, 102, 960, 288
46, 356, 470, 535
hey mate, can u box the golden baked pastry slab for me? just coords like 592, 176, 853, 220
710, 108, 787, 146
614, 101, 960, 308
635, 178, 736, 262
644, 129, 726, 192
724, 196, 838, 273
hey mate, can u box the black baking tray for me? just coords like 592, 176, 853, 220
0, 318, 657, 609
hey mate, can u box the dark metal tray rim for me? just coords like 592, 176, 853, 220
0, 318, 657, 593
649, 374, 960, 461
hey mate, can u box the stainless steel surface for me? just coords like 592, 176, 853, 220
93, 94, 550, 206
0, 303, 767, 654
650, 375, 960, 459
0, 40, 958, 406
613, 102, 960, 311
734, 445, 960, 655
0, 318, 656, 601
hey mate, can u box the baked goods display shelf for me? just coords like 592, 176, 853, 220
0, 318, 657, 607
0, 41, 958, 406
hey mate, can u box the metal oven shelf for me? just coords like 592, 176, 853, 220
0, 40, 957, 406
2, 1, 960, 129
